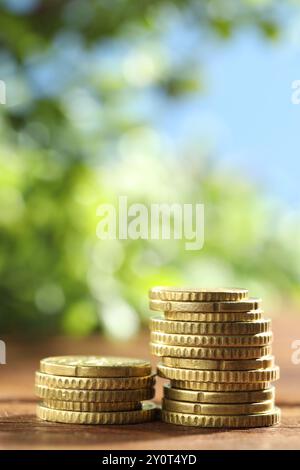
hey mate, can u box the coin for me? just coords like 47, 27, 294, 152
161, 356, 274, 371
150, 343, 272, 360
40, 356, 152, 378
151, 317, 271, 335
161, 408, 280, 428
35, 371, 156, 390
163, 398, 274, 415
42, 399, 142, 412
151, 331, 273, 347
164, 310, 263, 322
149, 287, 248, 302
171, 380, 271, 392
35, 384, 155, 402
37, 402, 159, 424
163, 384, 275, 404
150, 298, 261, 313
157, 363, 279, 382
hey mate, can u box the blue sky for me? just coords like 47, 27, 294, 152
166, 30, 300, 208
207, 32, 299, 207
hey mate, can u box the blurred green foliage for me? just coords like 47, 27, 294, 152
0, 0, 299, 338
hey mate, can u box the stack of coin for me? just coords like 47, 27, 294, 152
149, 287, 280, 428
35, 356, 158, 424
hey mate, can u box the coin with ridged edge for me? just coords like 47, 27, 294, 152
37, 402, 159, 424
150, 343, 272, 360
40, 356, 151, 378
151, 331, 273, 347
35, 384, 155, 402
162, 356, 274, 371
157, 363, 279, 382
171, 380, 271, 392
150, 298, 261, 313
42, 399, 142, 412
151, 317, 271, 335
163, 398, 274, 415
162, 408, 281, 428
164, 310, 263, 322
149, 287, 248, 302
163, 384, 275, 404
35, 371, 156, 390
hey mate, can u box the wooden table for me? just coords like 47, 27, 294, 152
0, 316, 299, 449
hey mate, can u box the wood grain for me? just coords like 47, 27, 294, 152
0, 317, 299, 449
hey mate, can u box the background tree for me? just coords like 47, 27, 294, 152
0, 0, 298, 337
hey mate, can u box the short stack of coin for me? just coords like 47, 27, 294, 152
149, 287, 280, 428
35, 356, 158, 424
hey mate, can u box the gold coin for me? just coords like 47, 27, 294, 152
163, 398, 274, 415
163, 384, 275, 404
162, 356, 274, 371
171, 381, 271, 392
149, 287, 248, 302
151, 317, 271, 335
164, 310, 263, 322
150, 343, 272, 360
40, 356, 152, 378
151, 331, 273, 347
37, 402, 159, 425
35, 371, 156, 390
161, 408, 281, 428
35, 384, 155, 402
42, 399, 142, 412
150, 298, 261, 313
157, 363, 280, 383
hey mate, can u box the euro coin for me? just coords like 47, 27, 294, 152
162, 408, 281, 428
151, 317, 271, 335
163, 398, 274, 415
161, 356, 274, 371
151, 331, 273, 347
37, 402, 159, 425
35, 371, 156, 390
157, 363, 280, 382
149, 287, 248, 302
42, 399, 142, 412
150, 298, 261, 313
164, 310, 263, 322
40, 356, 151, 378
171, 380, 271, 392
163, 384, 275, 404
35, 384, 155, 402
150, 343, 272, 360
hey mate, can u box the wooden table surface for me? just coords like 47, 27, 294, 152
0, 316, 300, 450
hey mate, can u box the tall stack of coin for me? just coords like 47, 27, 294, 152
35, 356, 158, 424
149, 287, 280, 428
